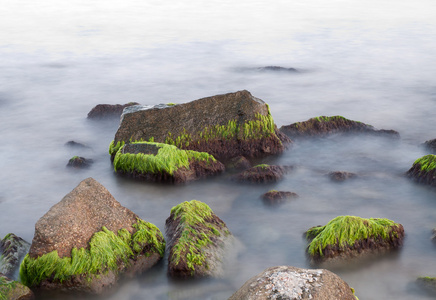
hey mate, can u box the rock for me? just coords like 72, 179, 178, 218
256, 66, 298, 73
305, 216, 404, 266
165, 200, 233, 278
234, 164, 291, 183
0, 273, 34, 300
0, 234, 30, 279
113, 142, 225, 184
262, 190, 298, 205
423, 139, 436, 154
226, 156, 251, 171
66, 156, 93, 169
19, 178, 165, 295
417, 276, 436, 293
406, 155, 436, 187
228, 265, 358, 300
64, 141, 91, 149
280, 116, 400, 139
328, 171, 357, 182
110, 90, 289, 162
87, 102, 140, 119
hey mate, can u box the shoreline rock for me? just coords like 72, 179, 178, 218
0, 273, 34, 300
406, 155, 436, 187
0, 233, 30, 279
87, 102, 140, 119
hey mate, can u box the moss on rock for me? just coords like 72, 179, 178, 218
406, 155, 436, 187
306, 216, 404, 263
19, 219, 165, 288
0, 274, 33, 300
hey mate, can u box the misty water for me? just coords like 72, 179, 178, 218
1, 0, 436, 299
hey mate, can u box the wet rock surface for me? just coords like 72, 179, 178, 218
87, 102, 140, 119
262, 190, 299, 205
66, 156, 93, 169
0, 273, 34, 300
229, 265, 357, 300
112, 90, 287, 161
235, 164, 291, 183
0, 233, 30, 279
280, 116, 400, 139
165, 200, 234, 278
328, 171, 357, 182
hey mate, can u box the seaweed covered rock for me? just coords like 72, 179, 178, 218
110, 90, 289, 162
66, 156, 93, 169
87, 102, 140, 119
280, 116, 399, 139
0, 234, 30, 278
165, 200, 233, 278
306, 216, 404, 265
19, 177, 165, 295
113, 142, 224, 183
423, 139, 436, 154
235, 164, 290, 183
328, 171, 357, 182
417, 276, 436, 294
0, 273, 34, 300
406, 155, 436, 187
262, 190, 298, 205
229, 266, 358, 300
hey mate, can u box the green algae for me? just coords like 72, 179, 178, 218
413, 155, 436, 172
170, 200, 226, 275
166, 103, 177, 106
0, 276, 16, 300
109, 140, 125, 156
113, 141, 216, 176
306, 216, 401, 257
253, 164, 270, 170
19, 219, 165, 287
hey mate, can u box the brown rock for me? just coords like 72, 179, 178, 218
112, 90, 288, 161
66, 156, 93, 169
87, 102, 140, 119
328, 171, 357, 182
262, 190, 298, 205
235, 164, 291, 183
229, 266, 357, 300
0, 273, 34, 300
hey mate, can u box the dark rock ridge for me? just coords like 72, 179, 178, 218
20, 177, 165, 295
406, 155, 436, 187
423, 139, 436, 154
0, 233, 30, 279
280, 116, 400, 139
66, 156, 93, 169
0, 273, 34, 300
229, 265, 358, 300
305, 216, 404, 266
235, 164, 291, 183
262, 190, 298, 205
328, 171, 357, 182
111, 90, 289, 162
165, 200, 233, 278
113, 142, 225, 184
87, 102, 140, 119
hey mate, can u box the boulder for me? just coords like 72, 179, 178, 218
0, 234, 30, 278
0, 273, 34, 300
417, 276, 436, 293
19, 178, 165, 295
234, 164, 291, 183
406, 155, 436, 187
87, 102, 140, 119
112, 142, 224, 183
305, 216, 404, 265
423, 139, 436, 154
110, 90, 289, 162
228, 265, 358, 300
165, 200, 233, 278
280, 116, 400, 139
226, 156, 251, 171
328, 171, 357, 182
66, 156, 93, 169
262, 190, 298, 205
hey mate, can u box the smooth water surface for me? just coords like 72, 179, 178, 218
1, 0, 436, 299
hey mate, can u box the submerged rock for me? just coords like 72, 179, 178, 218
20, 178, 165, 295
280, 116, 400, 139
406, 155, 436, 187
423, 139, 436, 154
262, 190, 298, 205
417, 276, 436, 294
66, 156, 93, 169
235, 164, 291, 183
64, 141, 91, 149
256, 66, 298, 73
113, 142, 224, 183
328, 171, 357, 182
165, 200, 233, 278
110, 90, 289, 162
87, 102, 140, 119
305, 216, 404, 265
0, 234, 30, 279
0, 273, 34, 300
229, 265, 358, 300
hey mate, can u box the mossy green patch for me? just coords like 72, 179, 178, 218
109, 140, 125, 156
0, 276, 16, 300
254, 164, 270, 170
413, 155, 436, 172
19, 219, 165, 287
170, 200, 225, 275
113, 141, 216, 176
166, 103, 177, 106
306, 216, 401, 256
